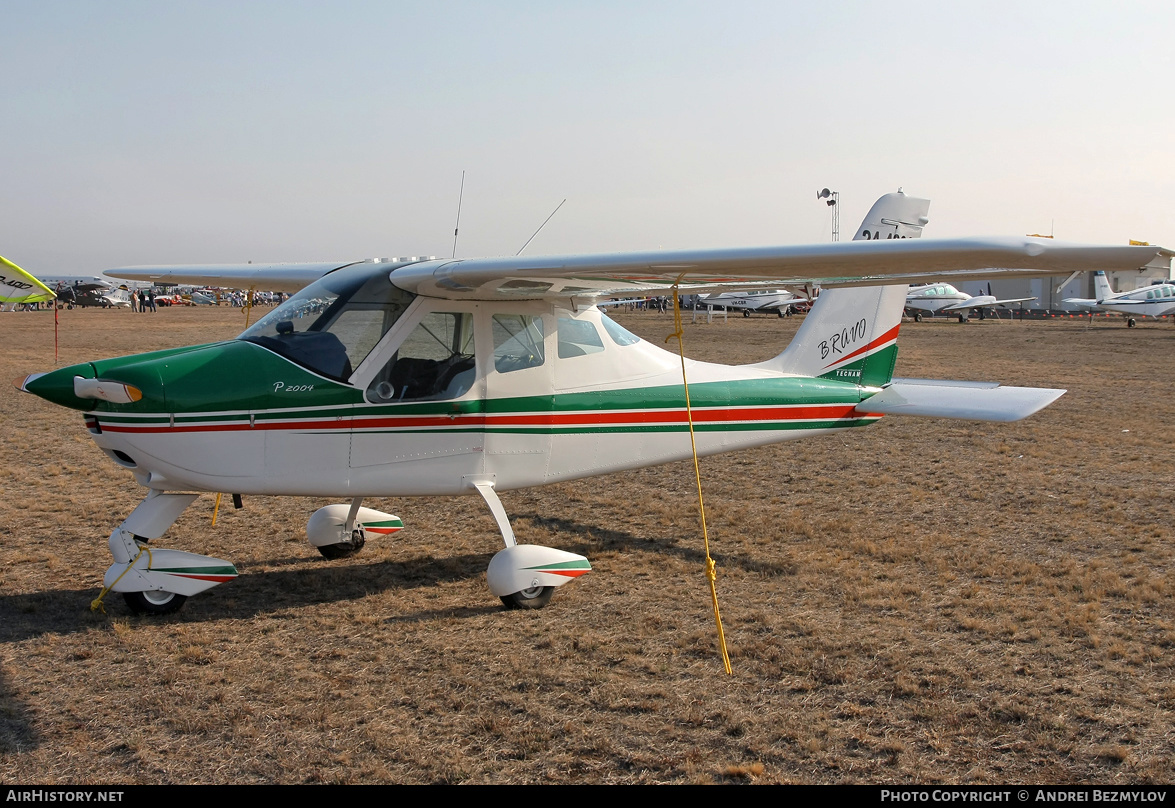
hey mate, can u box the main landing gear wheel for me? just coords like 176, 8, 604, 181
317, 532, 365, 560
500, 585, 554, 610
123, 590, 188, 615
913, 312, 923, 322
957, 313, 967, 323
1127, 318, 1137, 328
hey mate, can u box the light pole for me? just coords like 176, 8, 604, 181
817, 188, 839, 241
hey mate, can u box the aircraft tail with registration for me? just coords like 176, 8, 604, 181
754, 190, 925, 387
759, 191, 1064, 420
1094, 270, 1116, 301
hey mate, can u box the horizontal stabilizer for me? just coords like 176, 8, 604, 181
856, 380, 1065, 422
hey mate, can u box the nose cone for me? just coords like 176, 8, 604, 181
16, 346, 187, 412
16, 364, 97, 410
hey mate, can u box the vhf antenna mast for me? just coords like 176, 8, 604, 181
451, 170, 465, 258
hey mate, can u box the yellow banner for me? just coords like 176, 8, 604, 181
0, 255, 56, 304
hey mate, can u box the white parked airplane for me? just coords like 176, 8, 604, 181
699, 289, 807, 317
904, 282, 1035, 322
16, 191, 1170, 616
1064, 271, 1175, 327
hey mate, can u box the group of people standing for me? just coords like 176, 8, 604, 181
131, 288, 157, 312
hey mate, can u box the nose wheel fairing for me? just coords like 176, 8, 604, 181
103, 492, 237, 610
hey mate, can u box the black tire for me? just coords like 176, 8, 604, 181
913, 312, 923, 322
957, 313, 966, 323
123, 590, 188, 615
1127, 318, 1136, 328
500, 585, 554, 610
317, 538, 364, 560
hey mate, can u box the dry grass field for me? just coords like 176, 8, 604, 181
1, 304, 1173, 784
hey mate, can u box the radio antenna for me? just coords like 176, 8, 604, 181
517, 199, 566, 255
451, 170, 465, 258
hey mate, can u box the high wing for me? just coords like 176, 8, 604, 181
105, 262, 363, 293
107, 239, 1172, 301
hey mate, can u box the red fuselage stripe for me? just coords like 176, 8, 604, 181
98, 404, 872, 434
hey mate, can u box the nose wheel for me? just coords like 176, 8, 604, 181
123, 590, 188, 615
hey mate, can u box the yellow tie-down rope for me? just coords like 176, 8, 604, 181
666, 284, 732, 674
90, 543, 152, 613
243, 286, 256, 328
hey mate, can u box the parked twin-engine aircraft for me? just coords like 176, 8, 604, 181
1064, 271, 1175, 327
700, 289, 807, 317
16, 191, 1171, 615
904, 282, 1035, 322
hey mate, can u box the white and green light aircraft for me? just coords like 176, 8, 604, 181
16, 191, 1171, 615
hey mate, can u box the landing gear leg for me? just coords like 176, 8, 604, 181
470, 480, 591, 610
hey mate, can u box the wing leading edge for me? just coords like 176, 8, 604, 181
105, 262, 363, 293
106, 240, 1172, 302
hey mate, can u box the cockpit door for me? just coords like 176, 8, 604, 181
347, 303, 485, 495
482, 310, 554, 488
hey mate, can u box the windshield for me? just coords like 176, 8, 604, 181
239, 262, 416, 381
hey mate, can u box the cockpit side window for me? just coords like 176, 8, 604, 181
600, 313, 641, 346
557, 316, 605, 358
492, 314, 545, 373
240, 263, 415, 382
366, 312, 476, 403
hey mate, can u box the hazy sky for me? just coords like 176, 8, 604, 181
3, 1, 1172, 275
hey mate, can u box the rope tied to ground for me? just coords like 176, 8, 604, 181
666, 284, 732, 674
90, 542, 151, 614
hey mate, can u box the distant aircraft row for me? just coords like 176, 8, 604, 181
696, 265, 1175, 327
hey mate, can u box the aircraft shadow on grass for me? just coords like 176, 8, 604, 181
0, 518, 793, 642
0, 669, 39, 754
515, 512, 798, 577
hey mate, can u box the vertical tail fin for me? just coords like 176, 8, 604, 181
1093, 270, 1115, 301
755, 190, 930, 387
853, 189, 930, 241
